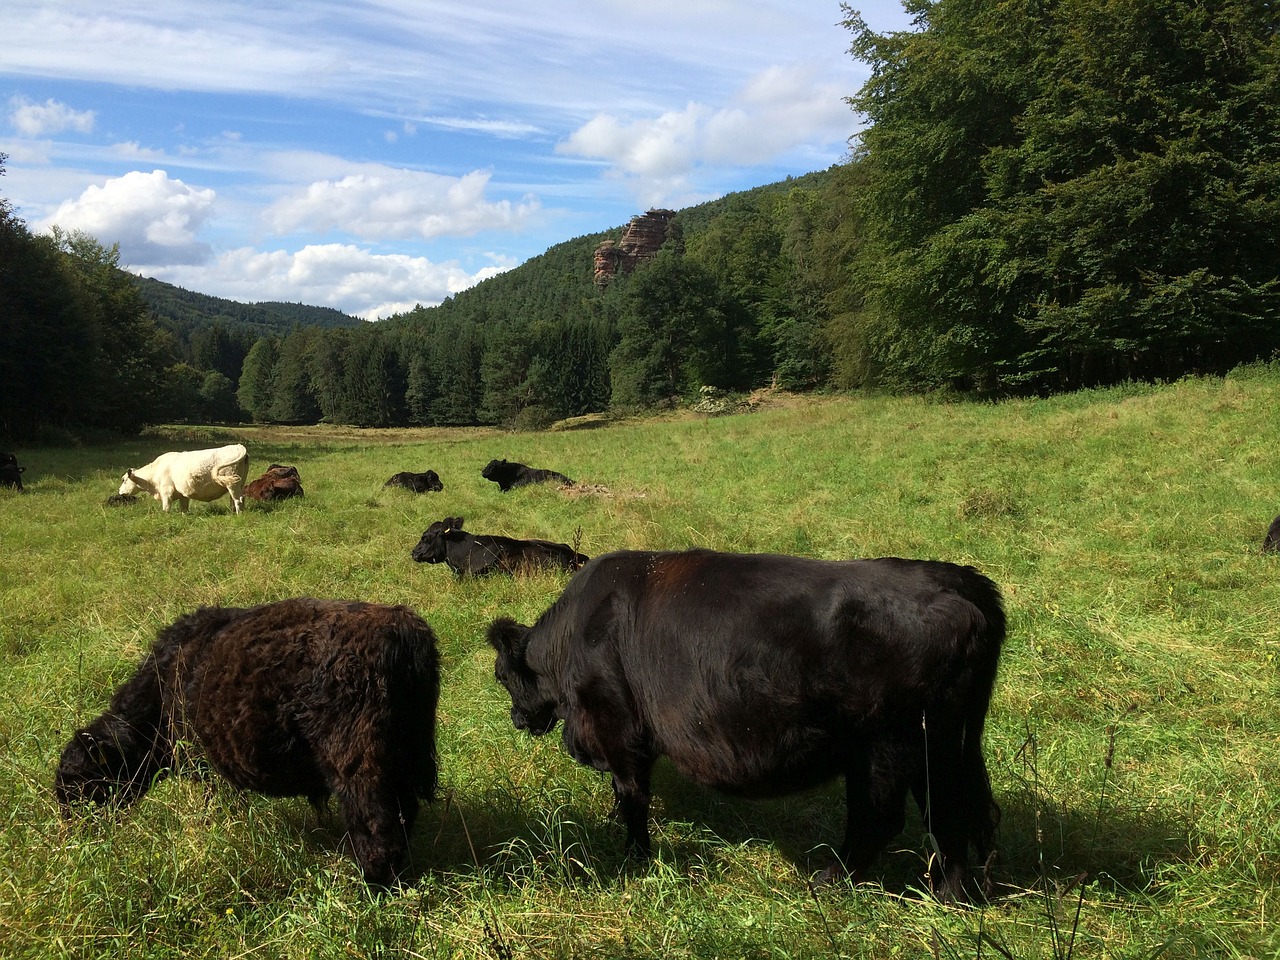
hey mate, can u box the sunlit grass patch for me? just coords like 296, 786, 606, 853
3, 374, 1279, 957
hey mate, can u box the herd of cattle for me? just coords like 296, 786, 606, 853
0, 443, 1272, 900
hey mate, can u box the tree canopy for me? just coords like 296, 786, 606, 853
842, 0, 1280, 392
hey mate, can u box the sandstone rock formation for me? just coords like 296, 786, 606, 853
593, 209, 678, 290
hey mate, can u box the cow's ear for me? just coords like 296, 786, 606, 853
487, 617, 529, 656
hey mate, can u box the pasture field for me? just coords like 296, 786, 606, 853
1, 371, 1278, 959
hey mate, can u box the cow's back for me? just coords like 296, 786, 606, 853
173, 598, 435, 798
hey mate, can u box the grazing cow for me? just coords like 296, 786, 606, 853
245, 463, 305, 501
411, 516, 588, 577
54, 598, 440, 886
1264, 515, 1280, 554
118, 443, 248, 514
1, 451, 25, 491
482, 458, 573, 492
487, 549, 1006, 903
384, 470, 444, 494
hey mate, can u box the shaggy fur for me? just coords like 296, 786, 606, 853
481, 458, 573, 492
411, 516, 588, 576
1, 452, 25, 491
488, 549, 1006, 903
384, 470, 444, 493
244, 463, 305, 501
104, 493, 139, 507
55, 598, 440, 886
1264, 515, 1280, 553
118, 444, 248, 514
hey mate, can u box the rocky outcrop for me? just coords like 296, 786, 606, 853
593, 209, 678, 290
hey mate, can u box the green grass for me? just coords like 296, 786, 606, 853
2, 371, 1278, 958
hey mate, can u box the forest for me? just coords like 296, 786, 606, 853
2, 0, 1277, 442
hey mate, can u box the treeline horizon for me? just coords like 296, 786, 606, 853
3, 0, 1276, 442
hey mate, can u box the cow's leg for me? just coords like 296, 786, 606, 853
912, 731, 972, 903
610, 762, 653, 858
824, 746, 908, 884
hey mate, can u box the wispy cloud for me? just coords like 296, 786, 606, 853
556, 64, 853, 207
8, 96, 95, 137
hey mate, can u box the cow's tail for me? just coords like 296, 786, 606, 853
383, 609, 441, 801
959, 571, 1006, 874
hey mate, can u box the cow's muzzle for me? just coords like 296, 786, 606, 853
512, 708, 557, 736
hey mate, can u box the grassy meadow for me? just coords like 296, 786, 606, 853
1, 370, 1278, 959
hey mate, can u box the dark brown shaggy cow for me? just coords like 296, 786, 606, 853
244, 463, 305, 501
55, 598, 439, 886
481, 458, 573, 492
1264, 515, 1280, 553
411, 516, 588, 576
488, 549, 1005, 902
384, 470, 443, 493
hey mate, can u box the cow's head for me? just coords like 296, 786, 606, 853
54, 725, 154, 814
487, 617, 559, 735
118, 469, 142, 497
481, 459, 516, 483
411, 517, 464, 564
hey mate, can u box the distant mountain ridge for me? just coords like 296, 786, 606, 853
135, 275, 364, 339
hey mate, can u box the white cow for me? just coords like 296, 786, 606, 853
118, 444, 249, 514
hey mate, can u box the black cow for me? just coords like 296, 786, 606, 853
385, 470, 444, 493
487, 548, 1005, 902
411, 516, 588, 576
55, 598, 440, 886
1264, 515, 1280, 553
1, 452, 25, 491
482, 458, 573, 492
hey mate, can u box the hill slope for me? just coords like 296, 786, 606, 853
135, 275, 365, 339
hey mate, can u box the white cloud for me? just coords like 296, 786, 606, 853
419, 116, 542, 138
143, 244, 514, 320
38, 169, 216, 266
262, 166, 541, 241
557, 63, 854, 207
8, 96, 95, 137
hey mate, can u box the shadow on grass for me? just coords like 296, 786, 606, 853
394, 759, 1197, 905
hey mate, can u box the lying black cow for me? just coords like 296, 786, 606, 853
411, 516, 588, 576
487, 548, 1006, 902
385, 470, 444, 493
481, 458, 573, 492
1264, 515, 1280, 554
1, 452, 26, 491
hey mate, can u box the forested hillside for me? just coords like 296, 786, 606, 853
137, 275, 361, 342
3, 0, 1276, 441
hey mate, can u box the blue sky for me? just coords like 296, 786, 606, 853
1, 2, 913, 319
